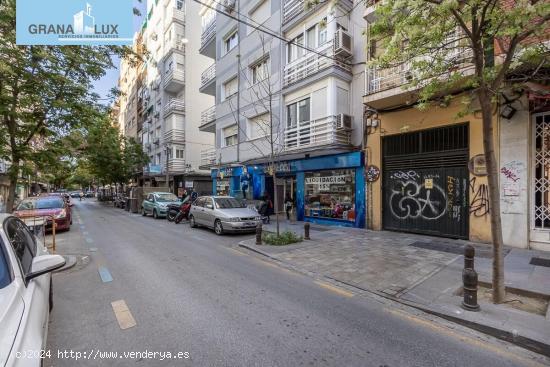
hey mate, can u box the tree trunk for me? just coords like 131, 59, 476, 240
478, 89, 505, 303
6, 175, 18, 214
273, 169, 280, 236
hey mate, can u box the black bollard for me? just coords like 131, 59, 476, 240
464, 244, 475, 270
462, 268, 480, 311
256, 223, 262, 245
304, 222, 310, 240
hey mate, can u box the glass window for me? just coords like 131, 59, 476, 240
248, 0, 270, 33
194, 197, 205, 207
248, 113, 269, 139
4, 218, 36, 277
306, 26, 316, 48
216, 179, 230, 196
204, 197, 214, 208
251, 57, 269, 84
224, 31, 238, 54
223, 77, 238, 100
214, 197, 244, 209
287, 98, 310, 128
223, 125, 238, 147
0, 239, 11, 289
304, 169, 356, 221
155, 193, 179, 202
318, 18, 327, 46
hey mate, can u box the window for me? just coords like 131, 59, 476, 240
248, 0, 270, 34
248, 113, 269, 139
224, 30, 238, 54
223, 77, 238, 100
304, 169, 356, 221
223, 124, 238, 146
176, 0, 183, 10
4, 218, 36, 278
251, 57, 269, 84
306, 26, 316, 48
287, 98, 310, 128
287, 34, 304, 62
0, 239, 11, 289
175, 148, 185, 159
318, 18, 327, 46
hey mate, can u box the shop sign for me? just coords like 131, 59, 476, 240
148, 164, 161, 174
305, 175, 348, 185
185, 181, 194, 188
275, 162, 291, 173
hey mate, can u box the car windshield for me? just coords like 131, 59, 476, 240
16, 198, 64, 210
0, 239, 11, 289
156, 193, 179, 202
214, 197, 244, 209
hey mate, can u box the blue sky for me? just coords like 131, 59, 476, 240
92, 0, 146, 103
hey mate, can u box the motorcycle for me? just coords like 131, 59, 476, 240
166, 196, 191, 223
166, 202, 181, 222
174, 199, 192, 224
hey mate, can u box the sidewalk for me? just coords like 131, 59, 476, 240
240, 221, 550, 356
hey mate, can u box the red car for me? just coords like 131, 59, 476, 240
13, 196, 73, 231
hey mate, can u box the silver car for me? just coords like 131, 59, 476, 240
189, 196, 261, 235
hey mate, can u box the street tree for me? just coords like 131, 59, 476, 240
227, 33, 285, 235
0, 0, 134, 211
368, 0, 550, 302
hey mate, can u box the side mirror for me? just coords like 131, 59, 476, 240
25, 254, 66, 282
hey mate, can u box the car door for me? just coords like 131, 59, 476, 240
144, 194, 154, 214
202, 197, 215, 228
4, 217, 50, 355
191, 197, 205, 224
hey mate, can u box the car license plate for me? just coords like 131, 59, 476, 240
245, 222, 256, 227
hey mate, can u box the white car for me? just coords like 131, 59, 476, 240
0, 214, 66, 367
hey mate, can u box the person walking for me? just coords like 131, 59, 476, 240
260, 192, 272, 224
284, 193, 293, 221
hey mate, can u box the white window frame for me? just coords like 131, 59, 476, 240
223, 30, 238, 55
250, 56, 269, 85
222, 124, 238, 147
222, 76, 238, 101
247, 113, 270, 140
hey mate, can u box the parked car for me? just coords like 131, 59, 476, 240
141, 192, 182, 219
0, 214, 66, 367
189, 196, 261, 235
13, 196, 72, 231
69, 191, 80, 198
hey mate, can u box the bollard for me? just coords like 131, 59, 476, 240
464, 244, 475, 270
304, 222, 310, 240
462, 268, 480, 311
256, 223, 262, 245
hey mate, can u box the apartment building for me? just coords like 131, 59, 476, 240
199, 0, 367, 228
362, 2, 550, 250
135, 0, 214, 192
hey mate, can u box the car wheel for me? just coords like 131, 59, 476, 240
214, 219, 223, 235
189, 215, 197, 228
142, 207, 146, 216
153, 209, 158, 219
49, 277, 53, 312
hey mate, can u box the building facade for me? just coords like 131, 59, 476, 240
199, 0, 367, 228
125, 0, 214, 191
362, 2, 550, 250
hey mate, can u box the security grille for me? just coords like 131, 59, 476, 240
534, 112, 550, 229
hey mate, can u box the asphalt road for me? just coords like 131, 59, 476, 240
45, 200, 549, 367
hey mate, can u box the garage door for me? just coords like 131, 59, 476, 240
382, 124, 469, 239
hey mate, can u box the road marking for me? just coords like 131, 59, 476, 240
98, 266, 113, 283
386, 308, 548, 367
314, 281, 354, 298
85, 238, 93, 244
111, 300, 137, 330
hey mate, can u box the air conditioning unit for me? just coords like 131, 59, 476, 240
334, 29, 352, 58
336, 114, 353, 130
222, 0, 235, 12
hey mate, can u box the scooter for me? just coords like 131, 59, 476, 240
166, 203, 181, 222
174, 200, 192, 224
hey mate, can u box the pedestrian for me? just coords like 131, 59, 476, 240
260, 192, 272, 224
79, 191, 84, 201
284, 193, 293, 221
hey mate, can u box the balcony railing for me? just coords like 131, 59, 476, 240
165, 36, 186, 53
200, 105, 216, 125
200, 64, 216, 88
164, 128, 185, 143
200, 148, 217, 166
165, 7, 185, 29
284, 115, 352, 151
163, 69, 185, 90
365, 35, 474, 95
283, 41, 351, 87
283, 0, 352, 25
201, 18, 216, 48
163, 98, 185, 116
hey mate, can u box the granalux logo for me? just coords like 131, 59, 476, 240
16, 0, 133, 45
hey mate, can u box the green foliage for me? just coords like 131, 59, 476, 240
262, 231, 303, 246
368, 0, 550, 106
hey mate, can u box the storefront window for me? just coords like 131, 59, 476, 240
304, 169, 355, 221
216, 179, 230, 196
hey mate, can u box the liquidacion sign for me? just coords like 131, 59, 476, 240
16, 0, 133, 45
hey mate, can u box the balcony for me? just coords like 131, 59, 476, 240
199, 105, 216, 133
164, 128, 185, 143
283, 0, 352, 29
167, 158, 190, 173
163, 69, 185, 93
199, 64, 216, 96
165, 7, 185, 30
364, 46, 474, 109
284, 115, 352, 152
164, 36, 186, 56
200, 148, 217, 167
283, 41, 352, 88
163, 98, 185, 117
199, 17, 216, 58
